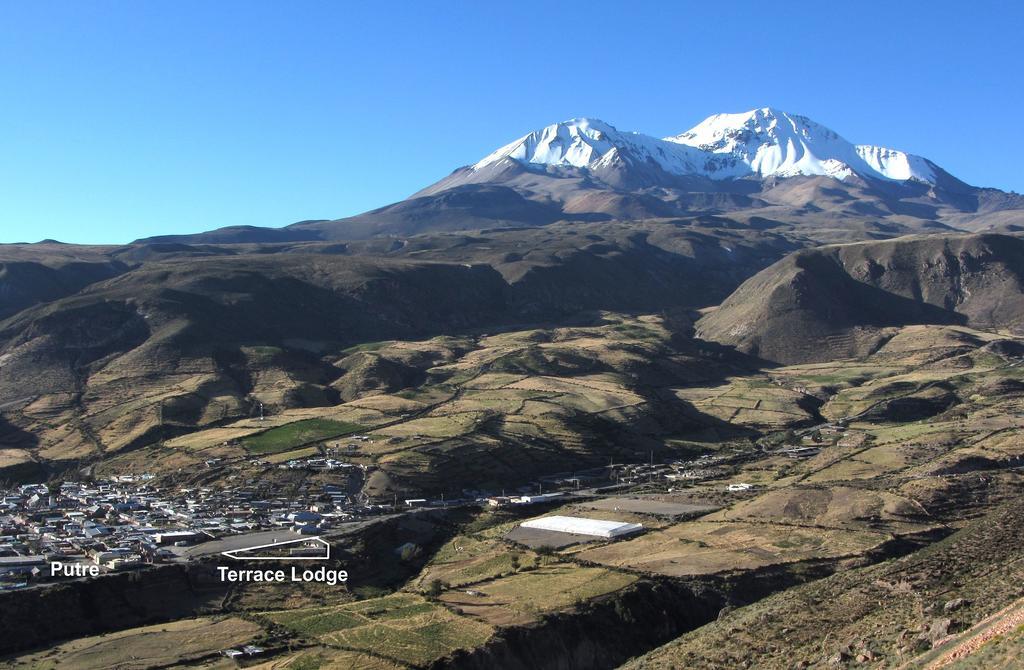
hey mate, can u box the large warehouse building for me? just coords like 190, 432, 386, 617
520, 515, 643, 538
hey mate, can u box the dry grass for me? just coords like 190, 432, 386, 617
440, 563, 637, 626
4, 617, 263, 670
577, 520, 887, 577
414, 536, 550, 589
246, 646, 407, 670
674, 378, 815, 429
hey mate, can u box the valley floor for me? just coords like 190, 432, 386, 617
3, 316, 1024, 669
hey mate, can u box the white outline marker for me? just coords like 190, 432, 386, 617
221, 536, 331, 561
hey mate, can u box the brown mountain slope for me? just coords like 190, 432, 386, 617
622, 493, 1024, 670
696, 233, 1024, 364
0, 242, 127, 319
0, 222, 789, 473
278, 174, 1024, 244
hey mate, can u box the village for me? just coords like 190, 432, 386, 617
0, 440, 776, 592
0, 473, 367, 588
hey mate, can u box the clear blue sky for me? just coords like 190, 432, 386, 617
1, 1, 1021, 244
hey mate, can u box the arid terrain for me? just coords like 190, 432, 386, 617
4, 111, 1024, 670
3, 283, 1024, 668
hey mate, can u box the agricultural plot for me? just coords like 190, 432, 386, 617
341, 340, 396, 355
241, 418, 366, 454
802, 443, 911, 482
859, 420, 959, 445
342, 393, 428, 415
769, 362, 901, 392
262, 446, 321, 463
705, 485, 929, 534
264, 593, 493, 667
576, 520, 888, 577
93, 439, 235, 480
509, 374, 641, 397
246, 646, 407, 670
372, 414, 480, 440
966, 426, 1024, 458
440, 388, 554, 415
414, 536, 550, 589
440, 563, 637, 626
579, 496, 719, 519
674, 378, 815, 429
165, 426, 271, 451
462, 372, 529, 390
906, 427, 1024, 477
792, 414, 985, 483
822, 375, 957, 420
4, 617, 263, 670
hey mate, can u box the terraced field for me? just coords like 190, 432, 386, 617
263, 593, 493, 667
673, 378, 817, 429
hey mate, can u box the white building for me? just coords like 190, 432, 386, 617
520, 515, 643, 538
511, 492, 565, 505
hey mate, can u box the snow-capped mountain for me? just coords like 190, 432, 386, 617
473, 108, 942, 185
159, 105, 1024, 244
473, 117, 706, 175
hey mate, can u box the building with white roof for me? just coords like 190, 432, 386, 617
520, 515, 643, 538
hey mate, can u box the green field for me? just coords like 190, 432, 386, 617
241, 418, 365, 454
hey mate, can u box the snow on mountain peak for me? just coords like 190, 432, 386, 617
472, 117, 704, 175
854, 145, 938, 183
473, 118, 618, 170
473, 108, 941, 185
667, 108, 936, 182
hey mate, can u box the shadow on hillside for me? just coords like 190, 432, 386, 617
0, 413, 38, 450
796, 253, 968, 329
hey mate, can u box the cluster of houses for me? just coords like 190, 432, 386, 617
326, 435, 373, 455
221, 645, 265, 659
767, 423, 854, 459
222, 647, 266, 659
281, 456, 362, 471
502, 454, 747, 492
0, 481, 183, 587
0, 475, 374, 590
483, 492, 567, 508
649, 454, 744, 484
